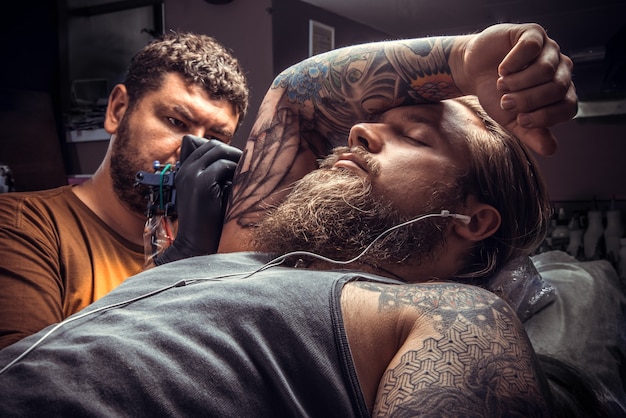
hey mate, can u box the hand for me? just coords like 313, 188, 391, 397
153, 135, 242, 266
453, 23, 577, 155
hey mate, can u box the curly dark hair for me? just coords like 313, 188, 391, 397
123, 31, 249, 125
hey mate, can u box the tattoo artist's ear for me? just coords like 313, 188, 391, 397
453, 199, 501, 242
104, 84, 130, 134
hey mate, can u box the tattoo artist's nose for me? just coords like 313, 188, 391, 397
190, 128, 206, 139
347, 123, 383, 153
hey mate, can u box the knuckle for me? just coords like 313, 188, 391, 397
555, 77, 570, 95
538, 60, 557, 78
562, 54, 574, 70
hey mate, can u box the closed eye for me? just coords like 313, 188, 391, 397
404, 135, 429, 147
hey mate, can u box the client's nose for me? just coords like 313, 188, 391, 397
347, 123, 383, 153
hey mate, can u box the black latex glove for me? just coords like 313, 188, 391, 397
153, 134, 242, 266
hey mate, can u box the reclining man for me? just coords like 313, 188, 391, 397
219, 21, 625, 416
219, 23, 575, 253
218, 22, 626, 415
0, 23, 579, 416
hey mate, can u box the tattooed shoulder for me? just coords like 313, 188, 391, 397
351, 281, 551, 417
352, 280, 498, 312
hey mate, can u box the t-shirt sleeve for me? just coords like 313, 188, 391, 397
0, 194, 65, 349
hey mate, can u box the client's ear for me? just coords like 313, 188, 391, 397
453, 198, 501, 242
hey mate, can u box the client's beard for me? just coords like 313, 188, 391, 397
252, 147, 458, 271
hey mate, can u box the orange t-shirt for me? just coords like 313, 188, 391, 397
0, 185, 144, 348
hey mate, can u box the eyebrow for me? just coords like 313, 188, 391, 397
397, 110, 436, 126
172, 104, 235, 139
379, 106, 434, 124
384, 107, 449, 148
172, 104, 197, 124
210, 126, 235, 140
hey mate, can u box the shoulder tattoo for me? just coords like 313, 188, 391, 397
354, 281, 550, 417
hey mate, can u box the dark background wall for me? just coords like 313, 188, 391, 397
270, 0, 391, 75
0, 1, 68, 190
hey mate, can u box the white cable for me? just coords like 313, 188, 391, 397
0, 271, 254, 376
248, 210, 471, 275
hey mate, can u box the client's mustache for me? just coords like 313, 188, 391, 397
319, 146, 380, 175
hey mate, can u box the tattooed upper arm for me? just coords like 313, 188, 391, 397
221, 37, 463, 251
357, 281, 551, 417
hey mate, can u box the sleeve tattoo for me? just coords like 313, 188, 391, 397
355, 281, 551, 417
226, 37, 461, 229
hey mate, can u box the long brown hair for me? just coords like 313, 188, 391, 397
452, 96, 552, 279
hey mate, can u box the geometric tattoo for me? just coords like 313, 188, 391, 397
354, 281, 549, 417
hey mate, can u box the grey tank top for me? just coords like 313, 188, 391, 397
0, 252, 400, 417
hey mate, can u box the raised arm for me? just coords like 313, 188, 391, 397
220, 35, 460, 251
219, 23, 576, 252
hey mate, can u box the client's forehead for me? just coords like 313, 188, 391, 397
382, 99, 481, 121
379, 102, 442, 123
379, 101, 484, 147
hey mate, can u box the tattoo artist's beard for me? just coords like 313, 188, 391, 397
252, 148, 451, 272
109, 117, 151, 216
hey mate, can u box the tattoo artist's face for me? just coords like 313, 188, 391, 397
110, 72, 239, 215
254, 101, 477, 273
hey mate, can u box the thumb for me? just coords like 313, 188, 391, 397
497, 24, 545, 77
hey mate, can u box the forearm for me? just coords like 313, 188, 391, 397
268, 36, 464, 139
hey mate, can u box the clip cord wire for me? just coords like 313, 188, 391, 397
158, 163, 172, 211
0, 271, 256, 376
247, 210, 468, 276
0, 279, 189, 376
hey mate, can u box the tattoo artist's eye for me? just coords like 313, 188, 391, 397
166, 117, 186, 129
